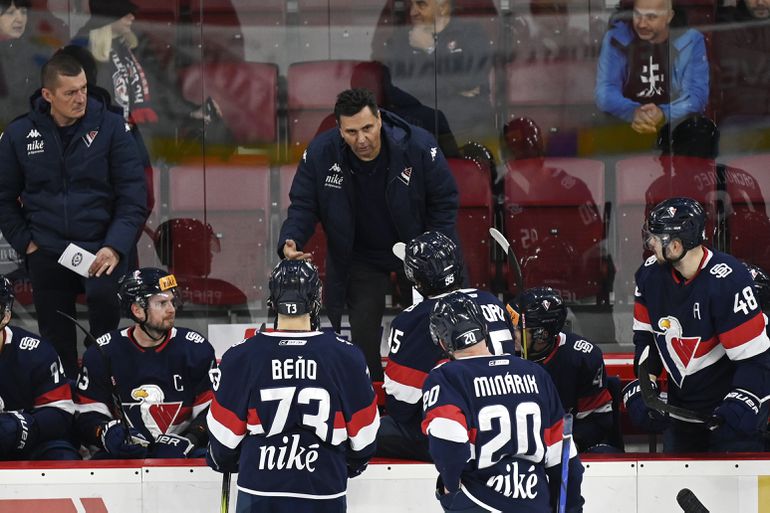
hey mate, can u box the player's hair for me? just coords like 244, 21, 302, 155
0, 0, 31, 15
41, 53, 84, 90
334, 88, 379, 122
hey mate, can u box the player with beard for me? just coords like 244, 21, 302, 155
628, 197, 770, 451
74, 267, 216, 459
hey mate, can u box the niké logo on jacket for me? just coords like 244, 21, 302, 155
324, 163, 343, 189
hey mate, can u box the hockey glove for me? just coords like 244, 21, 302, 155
0, 412, 37, 456
622, 379, 668, 432
711, 389, 764, 435
151, 434, 194, 458
100, 420, 150, 459
206, 442, 239, 473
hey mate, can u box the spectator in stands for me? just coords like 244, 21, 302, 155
0, 53, 147, 377
207, 260, 378, 511
278, 88, 458, 382
424, 291, 585, 512
372, 0, 495, 145
75, 268, 215, 459
0, 0, 39, 127
377, 231, 514, 461
506, 287, 620, 452
0, 275, 79, 461
595, 0, 709, 134
629, 196, 770, 452
713, 0, 770, 125
647, 116, 770, 271
71, 0, 221, 148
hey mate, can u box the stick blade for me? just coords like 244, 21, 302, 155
392, 242, 406, 261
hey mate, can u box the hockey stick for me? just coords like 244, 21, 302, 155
57, 310, 133, 444
637, 345, 708, 423
221, 471, 231, 513
557, 413, 574, 513
490, 228, 527, 356
489, 227, 523, 293
392, 242, 406, 262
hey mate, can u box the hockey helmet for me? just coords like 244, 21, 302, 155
429, 291, 488, 355
404, 231, 463, 296
658, 116, 719, 160
644, 197, 706, 253
118, 268, 179, 320
506, 287, 566, 362
503, 116, 544, 161
743, 261, 770, 311
0, 275, 13, 314
267, 260, 322, 323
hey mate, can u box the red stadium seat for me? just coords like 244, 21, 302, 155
287, 61, 386, 155
722, 154, 770, 272
615, 156, 669, 303
502, 157, 607, 302
447, 158, 494, 289
178, 62, 279, 147
168, 158, 270, 303
504, 58, 600, 155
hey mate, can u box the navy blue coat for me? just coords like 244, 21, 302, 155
278, 109, 458, 310
0, 92, 147, 259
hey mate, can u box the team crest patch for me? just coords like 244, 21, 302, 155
398, 167, 412, 186
126, 384, 183, 437
83, 130, 99, 148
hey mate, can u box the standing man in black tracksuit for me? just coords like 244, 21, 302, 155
278, 88, 458, 381
0, 53, 146, 378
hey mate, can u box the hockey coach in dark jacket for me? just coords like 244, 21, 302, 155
278, 88, 458, 381
0, 53, 146, 377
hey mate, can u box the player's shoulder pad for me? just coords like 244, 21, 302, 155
704, 250, 752, 286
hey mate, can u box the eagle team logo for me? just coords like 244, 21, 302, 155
655, 316, 703, 386
126, 384, 183, 437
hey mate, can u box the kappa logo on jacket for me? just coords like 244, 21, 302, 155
26, 129, 41, 139
324, 163, 343, 189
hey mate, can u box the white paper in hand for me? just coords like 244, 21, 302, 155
58, 243, 96, 278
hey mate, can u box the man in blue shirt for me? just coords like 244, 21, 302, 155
595, 0, 709, 134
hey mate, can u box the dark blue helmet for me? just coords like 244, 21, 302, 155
506, 287, 566, 362
0, 275, 14, 314
645, 197, 706, 252
268, 260, 322, 325
429, 291, 488, 355
118, 268, 179, 319
404, 231, 463, 296
743, 261, 770, 311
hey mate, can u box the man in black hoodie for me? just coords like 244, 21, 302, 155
0, 52, 146, 377
278, 88, 458, 381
